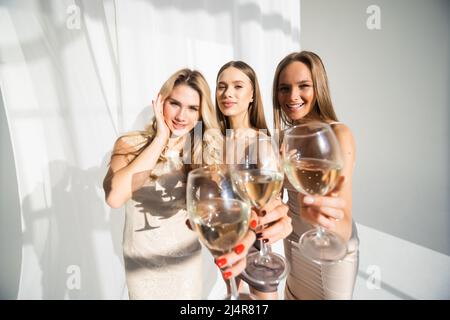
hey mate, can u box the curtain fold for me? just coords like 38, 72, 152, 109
0, 0, 300, 299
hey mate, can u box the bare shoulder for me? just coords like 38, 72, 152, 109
110, 132, 149, 168
331, 123, 356, 161
113, 132, 147, 154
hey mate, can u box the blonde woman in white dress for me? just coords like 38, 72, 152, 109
103, 69, 255, 299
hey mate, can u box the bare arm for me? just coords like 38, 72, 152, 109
103, 135, 168, 208
103, 94, 170, 208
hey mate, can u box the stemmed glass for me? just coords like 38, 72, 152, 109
186, 164, 254, 300
229, 129, 289, 287
283, 122, 347, 264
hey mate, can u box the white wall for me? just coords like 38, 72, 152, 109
300, 0, 449, 256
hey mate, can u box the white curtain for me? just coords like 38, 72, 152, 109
0, 0, 300, 299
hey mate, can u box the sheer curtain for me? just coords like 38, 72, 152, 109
0, 0, 300, 299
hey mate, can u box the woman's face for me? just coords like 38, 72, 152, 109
277, 61, 315, 121
216, 67, 254, 119
163, 84, 201, 137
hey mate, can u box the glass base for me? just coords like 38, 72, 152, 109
224, 293, 257, 300
242, 252, 289, 286
299, 229, 347, 265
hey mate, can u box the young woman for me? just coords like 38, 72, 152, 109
103, 69, 254, 299
213, 61, 293, 299
273, 51, 359, 299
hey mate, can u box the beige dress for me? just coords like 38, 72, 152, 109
283, 122, 359, 300
122, 149, 202, 299
283, 179, 359, 300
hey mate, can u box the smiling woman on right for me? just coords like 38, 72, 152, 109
274, 51, 360, 300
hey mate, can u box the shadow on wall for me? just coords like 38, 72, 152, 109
0, 1, 125, 299
18, 155, 125, 299
0, 89, 22, 300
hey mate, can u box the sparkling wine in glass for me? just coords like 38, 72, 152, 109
229, 130, 289, 287
283, 122, 347, 264
187, 164, 254, 300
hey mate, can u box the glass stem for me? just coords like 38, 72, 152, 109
317, 226, 324, 239
259, 239, 268, 256
257, 239, 272, 265
229, 276, 239, 300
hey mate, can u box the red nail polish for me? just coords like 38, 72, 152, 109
250, 219, 257, 229
215, 258, 227, 268
224, 271, 232, 280
234, 244, 245, 255
263, 239, 269, 244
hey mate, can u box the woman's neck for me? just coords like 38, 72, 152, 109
294, 111, 321, 125
228, 111, 252, 130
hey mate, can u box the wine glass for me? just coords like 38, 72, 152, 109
186, 164, 254, 300
228, 129, 289, 287
282, 121, 347, 264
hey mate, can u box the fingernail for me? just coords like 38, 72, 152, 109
304, 196, 314, 204
234, 244, 245, 255
224, 271, 232, 280
263, 239, 269, 243
250, 219, 257, 229
256, 233, 263, 240
215, 258, 227, 268
259, 210, 267, 217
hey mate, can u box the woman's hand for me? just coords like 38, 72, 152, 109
214, 211, 258, 280
299, 176, 346, 231
152, 93, 170, 142
256, 197, 292, 245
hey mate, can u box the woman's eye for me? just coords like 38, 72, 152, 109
279, 87, 289, 93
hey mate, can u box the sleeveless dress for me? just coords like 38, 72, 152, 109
122, 140, 202, 299
283, 122, 359, 300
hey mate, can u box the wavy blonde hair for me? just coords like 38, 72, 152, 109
273, 51, 338, 134
113, 68, 222, 170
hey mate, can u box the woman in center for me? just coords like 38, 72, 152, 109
212, 61, 292, 299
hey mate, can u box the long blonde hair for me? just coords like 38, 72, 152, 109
215, 61, 269, 134
273, 51, 338, 132
113, 68, 221, 168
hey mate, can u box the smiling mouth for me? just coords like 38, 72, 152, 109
285, 102, 305, 111
172, 121, 187, 130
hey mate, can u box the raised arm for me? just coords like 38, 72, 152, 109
103, 94, 170, 208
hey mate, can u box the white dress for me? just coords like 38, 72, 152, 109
122, 147, 202, 299
283, 178, 359, 300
